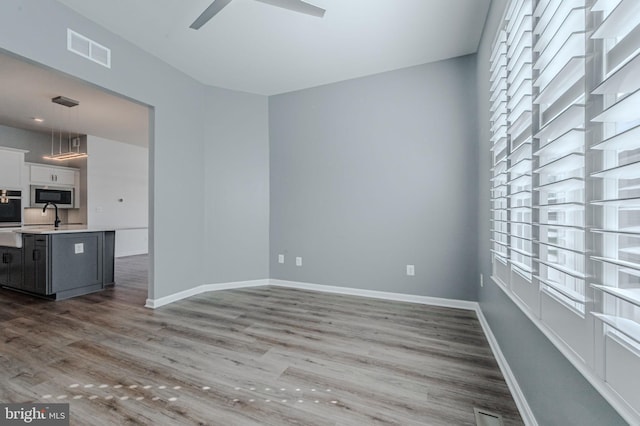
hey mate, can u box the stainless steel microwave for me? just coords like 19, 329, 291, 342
30, 185, 74, 208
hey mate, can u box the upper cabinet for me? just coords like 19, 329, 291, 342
29, 163, 77, 187
0, 147, 28, 189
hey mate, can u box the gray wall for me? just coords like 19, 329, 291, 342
0, 0, 270, 298
475, 0, 626, 424
269, 56, 478, 300
203, 86, 270, 284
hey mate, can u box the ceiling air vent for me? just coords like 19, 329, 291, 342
67, 29, 111, 69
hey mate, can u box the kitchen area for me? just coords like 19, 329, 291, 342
1, 144, 116, 299
0, 52, 150, 301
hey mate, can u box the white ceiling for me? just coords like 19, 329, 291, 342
0, 53, 149, 146
0, 0, 489, 146
56, 0, 491, 95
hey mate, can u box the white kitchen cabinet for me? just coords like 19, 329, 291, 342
0, 148, 28, 189
29, 163, 78, 186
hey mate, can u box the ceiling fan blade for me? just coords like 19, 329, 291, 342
253, 0, 325, 18
190, 0, 234, 29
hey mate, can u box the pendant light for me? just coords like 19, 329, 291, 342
43, 96, 88, 161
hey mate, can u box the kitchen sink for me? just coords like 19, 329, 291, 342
0, 230, 22, 248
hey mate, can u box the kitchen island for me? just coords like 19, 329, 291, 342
0, 226, 115, 300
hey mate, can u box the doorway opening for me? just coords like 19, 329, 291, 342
0, 50, 153, 304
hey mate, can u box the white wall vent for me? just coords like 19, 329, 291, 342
67, 29, 111, 68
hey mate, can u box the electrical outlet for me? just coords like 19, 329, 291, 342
74, 243, 84, 254
480, 273, 484, 287
278, 254, 285, 264
406, 264, 415, 276
296, 257, 302, 267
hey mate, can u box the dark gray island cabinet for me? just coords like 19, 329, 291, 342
1, 229, 115, 300
0, 246, 22, 289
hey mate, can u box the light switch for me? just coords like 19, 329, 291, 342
74, 243, 84, 254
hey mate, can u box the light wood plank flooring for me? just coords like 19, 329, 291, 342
1, 255, 523, 425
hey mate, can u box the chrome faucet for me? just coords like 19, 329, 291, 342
42, 202, 61, 228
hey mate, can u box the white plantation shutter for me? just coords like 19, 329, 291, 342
488, 0, 640, 421
588, 0, 640, 415
490, 27, 509, 279
507, 0, 534, 282
533, 0, 587, 315
489, 0, 534, 287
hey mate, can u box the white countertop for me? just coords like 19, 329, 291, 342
8, 225, 115, 235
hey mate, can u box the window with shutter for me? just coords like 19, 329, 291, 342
488, 0, 640, 422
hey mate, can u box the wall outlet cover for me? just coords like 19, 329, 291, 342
278, 254, 285, 264
296, 257, 302, 266
74, 243, 84, 254
406, 264, 415, 276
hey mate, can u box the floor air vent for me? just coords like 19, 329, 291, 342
67, 29, 111, 68
474, 408, 504, 426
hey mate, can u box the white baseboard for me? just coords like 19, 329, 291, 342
269, 279, 479, 311
116, 249, 148, 258
475, 307, 537, 426
144, 279, 269, 309
146, 277, 478, 311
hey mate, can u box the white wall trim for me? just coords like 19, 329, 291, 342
269, 278, 478, 311
146, 277, 479, 311
475, 305, 538, 426
145, 279, 269, 309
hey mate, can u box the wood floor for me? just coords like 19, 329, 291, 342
0, 255, 523, 425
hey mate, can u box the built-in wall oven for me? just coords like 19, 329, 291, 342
30, 185, 74, 208
0, 189, 22, 227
